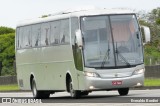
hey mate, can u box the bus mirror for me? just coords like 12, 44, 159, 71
140, 26, 151, 45
75, 30, 83, 48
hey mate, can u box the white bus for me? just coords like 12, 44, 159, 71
16, 8, 150, 99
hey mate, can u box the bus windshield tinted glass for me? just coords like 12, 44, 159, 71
81, 15, 143, 68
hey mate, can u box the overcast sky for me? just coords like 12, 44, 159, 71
0, 0, 159, 28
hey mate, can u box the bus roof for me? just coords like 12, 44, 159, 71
16, 8, 135, 27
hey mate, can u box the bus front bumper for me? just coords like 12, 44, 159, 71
84, 74, 144, 91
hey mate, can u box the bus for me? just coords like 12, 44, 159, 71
16, 8, 150, 99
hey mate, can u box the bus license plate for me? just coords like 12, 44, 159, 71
112, 81, 122, 85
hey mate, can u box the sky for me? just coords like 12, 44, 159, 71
0, 0, 159, 28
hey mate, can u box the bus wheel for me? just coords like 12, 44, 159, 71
69, 79, 81, 98
81, 91, 89, 96
118, 88, 129, 96
31, 78, 50, 99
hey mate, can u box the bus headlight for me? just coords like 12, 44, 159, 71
133, 68, 145, 75
84, 72, 100, 77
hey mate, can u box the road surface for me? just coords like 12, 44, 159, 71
0, 89, 160, 105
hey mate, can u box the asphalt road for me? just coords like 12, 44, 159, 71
0, 89, 160, 105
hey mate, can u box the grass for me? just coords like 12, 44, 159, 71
0, 84, 19, 91
144, 79, 160, 86
0, 79, 159, 91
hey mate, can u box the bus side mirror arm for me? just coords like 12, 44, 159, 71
75, 30, 83, 49
140, 26, 151, 45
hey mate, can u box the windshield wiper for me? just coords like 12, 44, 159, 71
101, 42, 110, 68
115, 46, 131, 67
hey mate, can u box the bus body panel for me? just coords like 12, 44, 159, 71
84, 73, 144, 90
77, 64, 144, 90
16, 44, 79, 90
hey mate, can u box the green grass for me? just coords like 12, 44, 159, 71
0, 84, 19, 91
144, 79, 160, 86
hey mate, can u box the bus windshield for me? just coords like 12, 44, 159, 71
81, 14, 143, 68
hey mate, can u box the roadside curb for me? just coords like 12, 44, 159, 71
131, 86, 160, 90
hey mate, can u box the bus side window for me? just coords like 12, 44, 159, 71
71, 17, 83, 71
71, 17, 79, 45
31, 24, 41, 47
19, 27, 24, 48
50, 21, 61, 45
23, 26, 31, 48
41, 22, 50, 46
60, 19, 69, 44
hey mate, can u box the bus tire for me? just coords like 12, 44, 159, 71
69, 79, 81, 99
118, 88, 129, 96
31, 78, 50, 99
81, 91, 89, 96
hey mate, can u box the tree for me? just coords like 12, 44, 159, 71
156, 18, 160, 25
0, 27, 15, 76
148, 8, 160, 24
0, 26, 15, 35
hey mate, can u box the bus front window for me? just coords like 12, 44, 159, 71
81, 16, 115, 67
81, 15, 143, 68
110, 15, 143, 67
